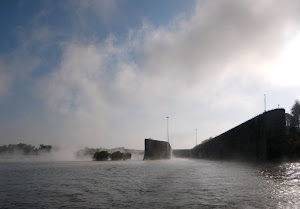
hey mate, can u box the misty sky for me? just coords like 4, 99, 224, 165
1, 0, 300, 149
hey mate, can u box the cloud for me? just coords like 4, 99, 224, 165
77, 0, 117, 24
0, 49, 40, 103
140, 0, 300, 78
0, 65, 12, 100
3, 0, 300, 149
38, 0, 300, 148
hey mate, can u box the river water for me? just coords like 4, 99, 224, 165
0, 158, 299, 208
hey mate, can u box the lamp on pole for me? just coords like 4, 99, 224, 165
166, 116, 169, 143
195, 128, 198, 146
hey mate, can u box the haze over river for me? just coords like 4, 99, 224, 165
0, 158, 299, 208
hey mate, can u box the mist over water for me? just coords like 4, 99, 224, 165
1, 158, 299, 208
0, 145, 144, 162
0, 147, 79, 162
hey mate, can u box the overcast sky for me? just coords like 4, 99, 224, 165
1, 0, 300, 149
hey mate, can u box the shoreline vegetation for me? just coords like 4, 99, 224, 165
283, 100, 300, 161
76, 147, 143, 160
0, 143, 55, 156
93, 151, 132, 161
0, 144, 142, 161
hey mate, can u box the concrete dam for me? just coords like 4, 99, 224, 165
143, 138, 171, 160
174, 109, 286, 161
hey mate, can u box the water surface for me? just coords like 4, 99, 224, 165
0, 159, 299, 208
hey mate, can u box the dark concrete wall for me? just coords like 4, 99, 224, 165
143, 139, 171, 160
192, 109, 286, 161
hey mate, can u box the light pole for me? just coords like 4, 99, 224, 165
166, 116, 169, 142
264, 94, 266, 112
195, 128, 198, 146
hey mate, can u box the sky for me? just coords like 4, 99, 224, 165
1, 0, 300, 149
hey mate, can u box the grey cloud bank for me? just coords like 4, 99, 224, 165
1, 0, 300, 149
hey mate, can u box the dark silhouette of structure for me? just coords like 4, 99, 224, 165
173, 109, 286, 161
143, 138, 171, 160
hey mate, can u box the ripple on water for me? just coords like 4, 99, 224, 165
0, 160, 299, 208
258, 162, 300, 208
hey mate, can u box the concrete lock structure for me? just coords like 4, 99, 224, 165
173, 109, 286, 162
144, 109, 286, 161
143, 138, 171, 160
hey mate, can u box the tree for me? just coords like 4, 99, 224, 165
110, 151, 124, 161
93, 151, 110, 161
39, 144, 52, 152
286, 113, 292, 127
291, 100, 300, 130
124, 153, 132, 160
110, 151, 132, 160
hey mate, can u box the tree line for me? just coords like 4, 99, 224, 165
93, 151, 132, 161
0, 143, 53, 155
284, 100, 300, 160
0, 144, 134, 161
76, 147, 137, 160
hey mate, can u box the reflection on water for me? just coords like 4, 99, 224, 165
259, 162, 300, 208
0, 159, 299, 208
